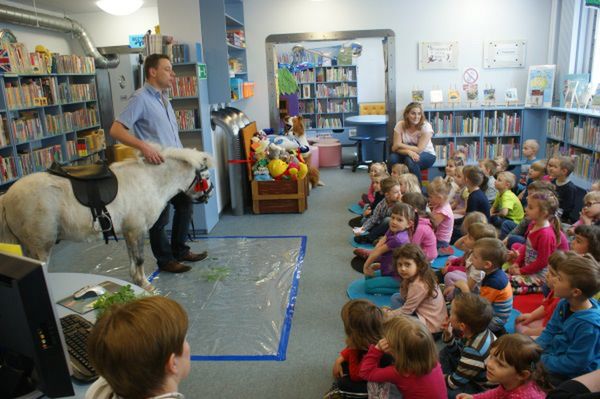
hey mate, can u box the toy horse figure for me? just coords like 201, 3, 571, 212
0, 145, 213, 289
283, 115, 324, 187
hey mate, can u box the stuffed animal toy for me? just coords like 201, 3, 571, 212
282, 114, 323, 188
268, 134, 300, 152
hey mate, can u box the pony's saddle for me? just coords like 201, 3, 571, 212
47, 161, 118, 243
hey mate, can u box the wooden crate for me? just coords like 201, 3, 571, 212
251, 178, 307, 214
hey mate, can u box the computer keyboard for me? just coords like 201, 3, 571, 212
60, 313, 98, 382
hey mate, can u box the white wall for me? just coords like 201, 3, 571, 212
240, 0, 553, 128
0, 1, 158, 53
71, 7, 159, 48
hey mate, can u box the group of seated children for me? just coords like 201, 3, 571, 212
334, 145, 600, 398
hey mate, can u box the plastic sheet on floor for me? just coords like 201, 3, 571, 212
48, 235, 307, 361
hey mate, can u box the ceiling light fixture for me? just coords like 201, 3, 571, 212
96, 0, 143, 16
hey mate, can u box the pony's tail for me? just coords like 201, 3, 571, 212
0, 194, 19, 244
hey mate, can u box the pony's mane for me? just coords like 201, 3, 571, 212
111, 143, 212, 171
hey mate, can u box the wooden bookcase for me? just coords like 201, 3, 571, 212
0, 71, 103, 188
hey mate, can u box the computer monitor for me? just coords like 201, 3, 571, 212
0, 252, 74, 398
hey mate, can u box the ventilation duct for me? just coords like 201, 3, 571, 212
0, 4, 119, 68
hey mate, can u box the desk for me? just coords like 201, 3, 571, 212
44, 273, 145, 398
345, 115, 388, 162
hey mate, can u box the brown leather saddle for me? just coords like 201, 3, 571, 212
47, 161, 118, 243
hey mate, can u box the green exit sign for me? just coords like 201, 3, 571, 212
197, 63, 207, 80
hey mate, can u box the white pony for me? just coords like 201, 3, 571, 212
0, 145, 213, 289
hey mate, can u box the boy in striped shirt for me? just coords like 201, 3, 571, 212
469, 238, 514, 336
440, 293, 496, 398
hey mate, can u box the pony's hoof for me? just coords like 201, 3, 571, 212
317, 180, 325, 186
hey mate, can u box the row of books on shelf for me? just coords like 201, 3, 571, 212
316, 83, 357, 98
298, 102, 315, 114
434, 143, 480, 163
73, 130, 106, 157
55, 55, 95, 74
63, 108, 98, 132
4, 79, 96, 109
1, 43, 95, 75
0, 118, 8, 147
317, 67, 355, 82
482, 141, 520, 160
568, 118, 600, 150
483, 112, 521, 135
316, 99, 356, 113
547, 115, 566, 141
166, 43, 190, 64
226, 30, 245, 48
12, 114, 44, 143
295, 71, 315, 84
316, 117, 343, 129
174, 109, 198, 131
0, 155, 17, 183
168, 76, 198, 98
572, 151, 600, 181
430, 113, 480, 136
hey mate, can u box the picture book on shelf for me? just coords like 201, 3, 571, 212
412, 90, 424, 102
525, 65, 555, 108
564, 80, 579, 108
504, 88, 518, 104
579, 83, 594, 109
483, 87, 496, 105
448, 88, 460, 104
559, 73, 589, 108
430, 89, 443, 104
464, 84, 478, 102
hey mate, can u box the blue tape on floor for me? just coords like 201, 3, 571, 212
174, 235, 307, 362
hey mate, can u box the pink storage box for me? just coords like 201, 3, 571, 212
315, 138, 341, 168
308, 145, 319, 168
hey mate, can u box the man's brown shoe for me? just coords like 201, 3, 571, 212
159, 261, 192, 273
177, 251, 208, 262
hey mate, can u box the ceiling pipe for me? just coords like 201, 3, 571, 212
0, 4, 119, 68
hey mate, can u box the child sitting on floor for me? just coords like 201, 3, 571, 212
570, 225, 600, 261
328, 299, 385, 397
520, 139, 540, 187
354, 177, 401, 245
508, 192, 562, 295
451, 166, 468, 218
445, 154, 466, 182
359, 316, 447, 399
479, 159, 498, 203
457, 334, 551, 399
401, 192, 438, 261
491, 171, 525, 240
391, 162, 409, 178
443, 223, 498, 300
384, 244, 447, 335
428, 177, 456, 254
362, 203, 416, 295
359, 162, 388, 207
454, 212, 488, 252
398, 172, 421, 198
515, 251, 567, 338
494, 156, 510, 175
547, 156, 578, 224
536, 254, 600, 383
518, 159, 547, 204
568, 191, 600, 235
450, 166, 490, 244
440, 293, 496, 398
466, 238, 513, 336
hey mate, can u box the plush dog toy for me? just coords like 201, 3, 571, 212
282, 115, 323, 188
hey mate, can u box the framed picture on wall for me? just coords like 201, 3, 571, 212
418, 41, 458, 70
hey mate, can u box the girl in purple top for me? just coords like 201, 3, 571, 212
363, 203, 417, 295
401, 192, 438, 261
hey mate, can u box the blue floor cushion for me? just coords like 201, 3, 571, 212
347, 278, 393, 307
348, 203, 363, 215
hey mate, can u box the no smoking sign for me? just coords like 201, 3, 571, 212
463, 67, 479, 84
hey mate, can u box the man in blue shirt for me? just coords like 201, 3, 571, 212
109, 53, 207, 274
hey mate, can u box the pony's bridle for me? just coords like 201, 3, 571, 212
186, 168, 213, 203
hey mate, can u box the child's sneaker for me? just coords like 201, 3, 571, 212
353, 248, 371, 259
438, 246, 455, 256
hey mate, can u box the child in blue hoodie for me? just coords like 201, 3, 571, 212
536, 252, 600, 383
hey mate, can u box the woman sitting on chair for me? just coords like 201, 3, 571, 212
389, 102, 436, 184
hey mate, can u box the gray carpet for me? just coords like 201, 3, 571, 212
50, 166, 367, 398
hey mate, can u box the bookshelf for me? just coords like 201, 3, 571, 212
543, 107, 600, 190
295, 65, 358, 131
199, 0, 253, 103
0, 71, 104, 188
425, 106, 525, 168
169, 63, 202, 135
